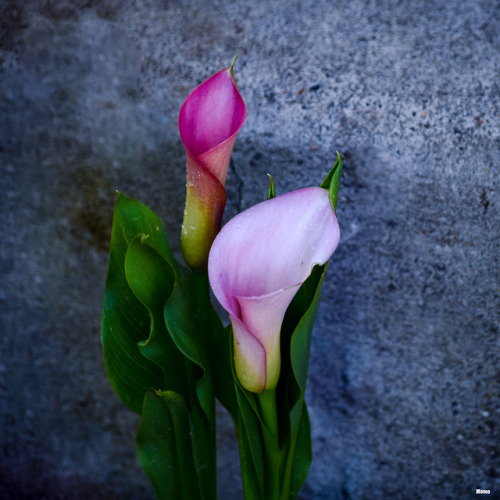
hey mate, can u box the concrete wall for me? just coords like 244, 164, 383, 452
1, 1, 499, 498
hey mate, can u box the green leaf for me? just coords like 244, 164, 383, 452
124, 234, 175, 309
234, 382, 266, 499
136, 389, 202, 500
288, 405, 312, 497
236, 409, 266, 500
163, 271, 211, 415
101, 193, 177, 415
279, 266, 328, 499
320, 152, 342, 213
102, 194, 217, 499
126, 234, 217, 499
163, 270, 217, 499
289, 267, 326, 396
164, 271, 206, 369
124, 234, 187, 398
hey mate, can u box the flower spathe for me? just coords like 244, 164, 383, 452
208, 187, 340, 393
179, 63, 246, 269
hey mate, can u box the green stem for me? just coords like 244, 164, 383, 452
257, 388, 281, 500
257, 388, 279, 442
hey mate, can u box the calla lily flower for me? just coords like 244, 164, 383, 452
179, 63, 246, 269
208, 187, 340, 393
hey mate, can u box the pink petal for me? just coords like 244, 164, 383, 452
236, 285, 301, 389
179, 66, 246, 185
208, 187, 340, 318
208, 187, 340, 391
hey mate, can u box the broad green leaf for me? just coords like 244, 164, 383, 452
136, 389, 201, 500
101, 193, 176, 415
289, 268, 326, 397
163, 270, 219, 421
124, 234, 187, 398
164, 270, 207, 373
163, 270, 217, 499
280, 264, 325, 420
279, 266, 326, 499
126, 235, 217, 499
103, 193, 217, 499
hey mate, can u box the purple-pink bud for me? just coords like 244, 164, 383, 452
179, 64, 246, 269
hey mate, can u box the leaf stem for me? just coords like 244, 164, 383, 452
257, 388, 279, 441
257, 388, 281, 500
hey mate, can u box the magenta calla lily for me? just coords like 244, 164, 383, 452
208, 187, 340, 393
179, 64, 246, 269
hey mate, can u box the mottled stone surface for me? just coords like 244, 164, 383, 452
1, 1, 499, 499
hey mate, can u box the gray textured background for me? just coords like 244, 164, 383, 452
1, 1, 499, 499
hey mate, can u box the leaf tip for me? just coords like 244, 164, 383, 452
319, 153, 343, 212
267, 174, 276, 200
230, 54, 237, 80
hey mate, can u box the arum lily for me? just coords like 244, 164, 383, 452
208, 187, 340, 393
179, 62, 246, 269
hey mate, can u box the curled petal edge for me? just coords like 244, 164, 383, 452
179, 65, 246, 185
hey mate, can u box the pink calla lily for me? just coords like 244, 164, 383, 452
208, 187, 340, 393
179, 63, 246, 269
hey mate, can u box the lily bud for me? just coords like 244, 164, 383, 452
208, 187, 340, 393
179, 63, 246, 269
